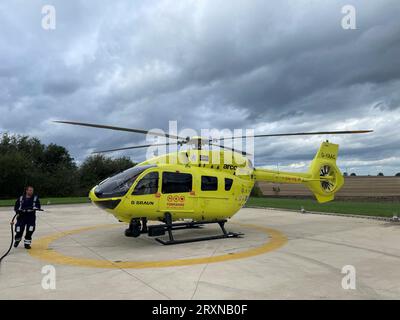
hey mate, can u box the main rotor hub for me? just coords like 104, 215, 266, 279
186, 136, 211, 150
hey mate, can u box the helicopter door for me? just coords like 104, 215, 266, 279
197, 175, 229, 219
159, 171, 195, 220
130, 171, 159, 217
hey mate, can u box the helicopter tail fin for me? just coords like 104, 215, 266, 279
303, 141, 344, 203
253, 141, 344, 203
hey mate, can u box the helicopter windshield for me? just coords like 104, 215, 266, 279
94, 165, 156, 198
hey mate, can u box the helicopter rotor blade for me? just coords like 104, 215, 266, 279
215, 130, 373, 141
210, 143, 250, 156
54, 120, 187, 140
92, 142, 180, 154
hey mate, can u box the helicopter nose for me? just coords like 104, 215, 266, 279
89, 187, 122, 211
89, 187, 96, 202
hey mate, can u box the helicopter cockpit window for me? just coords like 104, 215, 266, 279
94, 165, 156, 198
162, 172, 192, 194
201, 176, 218, 191
225, 178, 233, 191
132, 172, 159, 195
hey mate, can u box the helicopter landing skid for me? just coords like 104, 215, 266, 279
149, 219, 243, 245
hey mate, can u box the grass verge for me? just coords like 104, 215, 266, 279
246, 197, 399, 218
0, 197, 90, 207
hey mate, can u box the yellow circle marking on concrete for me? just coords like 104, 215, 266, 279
28, 223, 287, 269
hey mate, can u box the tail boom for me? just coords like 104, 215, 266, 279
254, 141, 344, 203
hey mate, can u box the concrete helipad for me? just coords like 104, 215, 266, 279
0, 204, 399, 299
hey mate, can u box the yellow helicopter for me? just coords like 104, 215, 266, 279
55, 120, 372, 245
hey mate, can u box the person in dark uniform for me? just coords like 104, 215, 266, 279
13, 186, 41, 249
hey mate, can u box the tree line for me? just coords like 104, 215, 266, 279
0, 134, 136, 199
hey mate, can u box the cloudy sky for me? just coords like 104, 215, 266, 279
0, 0, 399, 175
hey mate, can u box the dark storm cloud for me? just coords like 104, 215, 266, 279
42, 77, 81, 95
0, 0, 399, 174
